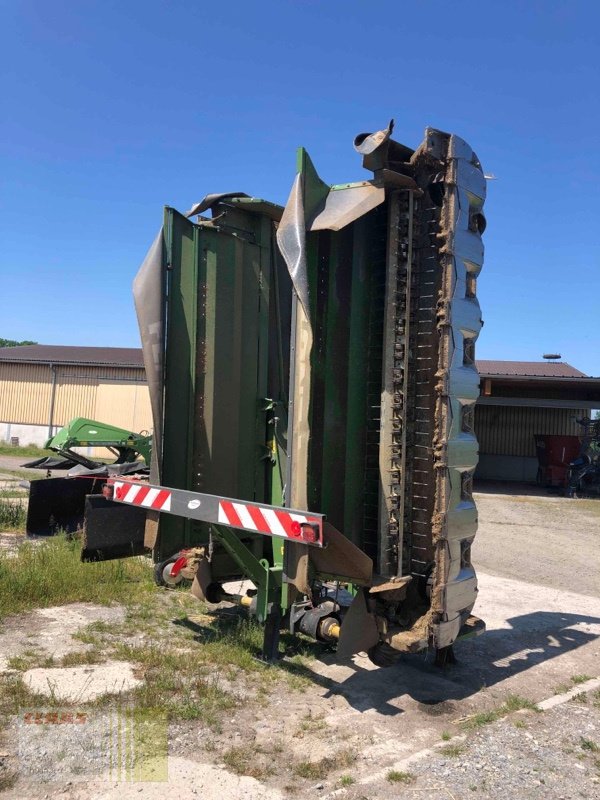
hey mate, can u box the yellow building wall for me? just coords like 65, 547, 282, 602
0, 362, 152, 434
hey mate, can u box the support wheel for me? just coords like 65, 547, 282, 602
154, 553, 183, 588
367, 642, 404, 668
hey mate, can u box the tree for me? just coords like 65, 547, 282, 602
0, 338, 37, 348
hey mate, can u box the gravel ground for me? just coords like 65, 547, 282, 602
342, 694, 600, 799
0, 488, 598, 799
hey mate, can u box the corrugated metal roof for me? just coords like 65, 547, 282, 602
0, 347, 592, 380
476, 360, 588, 378
0, 345, 144, 368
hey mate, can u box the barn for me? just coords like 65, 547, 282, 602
0, 345, 152, 446
474, 360, 600, 483
1, 346, 599, 487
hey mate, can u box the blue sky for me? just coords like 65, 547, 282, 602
1, 1, 598, 374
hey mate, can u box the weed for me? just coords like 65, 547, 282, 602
441, 730, 451, 741
503, 695, 540, 713
572, 674, 592, 685
0, 672, 54, 721
580, 738, 599, 753
294, 749, 354, 781
0, 499, 26, 531
6, 651, 55, 671
222, 744, 275, 779
461, 695, 539, 730
294, 710, 327, 738
294, 761, 326, 780
572, 692, 588, 704
339, 775, 355, 786
386, 770, 415, 784
0, 768, 17, 791
439, 744, 466, 757
514, 719, 527, 729
60, 650, 104, 667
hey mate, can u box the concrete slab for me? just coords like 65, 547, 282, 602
0, 603, 126, 671
23, 661, 142, 702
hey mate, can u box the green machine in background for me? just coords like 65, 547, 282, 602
94, 121, 487, 666
43, 417, 152, 469
24, 417, 152, 536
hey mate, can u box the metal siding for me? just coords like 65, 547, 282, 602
95, 382, 153, 433
54, 377, 97, 425
0, 361, 151, 432
0, 363, 52, 424
475, 405, 584, 458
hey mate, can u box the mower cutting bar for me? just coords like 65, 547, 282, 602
108, 479, 325, 547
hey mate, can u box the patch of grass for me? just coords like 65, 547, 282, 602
294, 760, 327, 780
0, 535, 155, 616
438, 744, 466, 757
0, 672, 56, 721
503, 695, 539, 713
581, 737, 599, 753
222, 744, 275, 780
441, 730, 451, 741
461, 695, 540, 730
572, 692, 588, 704
339, 775, 354, 786
111, 642, 236, 726
0, 443, 45, 458
0, 498, 26, 531
6, 650, 55, 671
0, 489, 28, 499
571, 674, 593, 685
294, 748, 354, 781
60, 649, 104, 667
0, 768, 18, 791
294, 710, 327, 738
514, 719, 527, 729
386, 770, 415, 784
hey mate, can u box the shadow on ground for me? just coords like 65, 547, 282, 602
307, 610, 600, 715
173, 608, 600, 717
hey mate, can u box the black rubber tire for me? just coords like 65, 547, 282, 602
153, 553, 182, 588
367, 642, 404, 668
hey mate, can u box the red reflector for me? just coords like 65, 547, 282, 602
301, 524, 319, 543
290, 520, 302, 537
115, 486, 125, 500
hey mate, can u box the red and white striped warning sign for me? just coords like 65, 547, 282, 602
218, 501, 321, 543
113, 481, 172, 512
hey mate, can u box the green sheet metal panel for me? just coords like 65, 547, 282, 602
303, 206, 387, 561
158, 205, 289, 559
